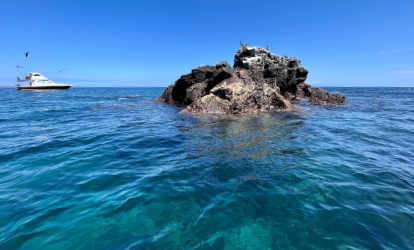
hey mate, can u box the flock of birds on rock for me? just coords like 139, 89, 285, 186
240, 42, 270, 51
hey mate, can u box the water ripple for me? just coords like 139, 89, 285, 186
0, 87, 413, 249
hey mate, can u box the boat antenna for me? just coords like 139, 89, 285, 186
16, 65, 25, 77
58, 68, 67, 73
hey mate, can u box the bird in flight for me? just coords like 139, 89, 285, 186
16, 65, 24, 69
25, 51, 29, 57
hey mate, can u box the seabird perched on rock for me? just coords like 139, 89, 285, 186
267, 46, 269, 51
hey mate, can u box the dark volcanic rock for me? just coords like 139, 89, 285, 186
295, 82, 313, 98
233, 46, 308, 96
156, 62, 234, 105
157, 45, 345, 113
309, 88, 346, 105
185, 76, 292, 114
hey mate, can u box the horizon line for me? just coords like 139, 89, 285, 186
1, 86, 414, 89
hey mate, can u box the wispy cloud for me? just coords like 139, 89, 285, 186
394, 70, 414, 74
379, 48, 412, 55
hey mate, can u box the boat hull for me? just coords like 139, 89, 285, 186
16, 85, 72, 90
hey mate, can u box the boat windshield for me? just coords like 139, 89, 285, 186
37, 80, 52, 84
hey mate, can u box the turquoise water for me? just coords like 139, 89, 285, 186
0, 87, 413, 249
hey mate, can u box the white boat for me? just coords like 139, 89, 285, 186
15, 72, 72, 90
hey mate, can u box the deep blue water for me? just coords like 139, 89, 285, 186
0, 87, 413, 249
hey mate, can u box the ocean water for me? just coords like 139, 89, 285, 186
0, 87, 413, 249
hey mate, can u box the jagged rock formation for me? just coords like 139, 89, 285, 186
156, 46, 345, 114
233, 46, 308, 96
156, 62, 234, 106
309, 88, 346, 105
186, 75, 292, 114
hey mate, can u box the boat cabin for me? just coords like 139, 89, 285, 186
16, 72, 72, 90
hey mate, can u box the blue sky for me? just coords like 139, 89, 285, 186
1, 0, 414, 87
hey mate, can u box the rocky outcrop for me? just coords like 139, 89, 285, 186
156, 46, 345, 114
233, 46, 308, 96
185, 76, 292, 114
309, 88, 346, 105
156, 62, 234, 105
